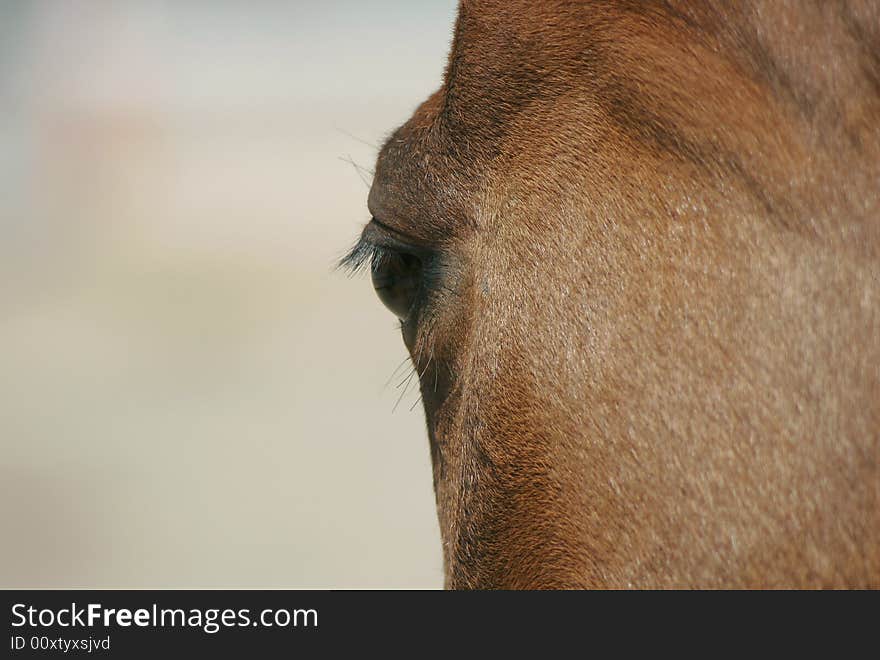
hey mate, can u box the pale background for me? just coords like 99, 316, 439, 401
0, 1, 459, 588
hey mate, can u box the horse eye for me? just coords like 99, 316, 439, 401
371, 250, 422, 321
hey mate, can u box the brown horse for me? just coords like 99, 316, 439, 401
344, 0, 880, 588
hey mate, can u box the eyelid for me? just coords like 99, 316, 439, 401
339, 219, 427, 276
362, 218, 430, 255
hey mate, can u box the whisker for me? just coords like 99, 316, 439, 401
417, 353, 433, 381
394, 339, 430, 412
335, 127, 380, 150
396, 364, 416, 390
384, 355, 413, 390
338, 154, 373, 188
393, 366, 417, 412
405, 348, 436, 412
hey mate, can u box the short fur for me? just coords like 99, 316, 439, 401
364, 0, 880, 588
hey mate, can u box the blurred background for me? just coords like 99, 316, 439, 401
0, 0, 458, 588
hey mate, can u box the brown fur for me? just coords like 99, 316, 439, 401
365, 0, 880, 588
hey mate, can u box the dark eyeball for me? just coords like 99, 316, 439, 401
371, 250, 422, 321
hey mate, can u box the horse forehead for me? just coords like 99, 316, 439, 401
368, 7, 591, 236
369, 1, 748, 237
369, 2, 704, 224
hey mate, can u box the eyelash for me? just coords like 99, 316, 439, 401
338, 238, 400, 277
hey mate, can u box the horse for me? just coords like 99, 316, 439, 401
343, 0, 880, 588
